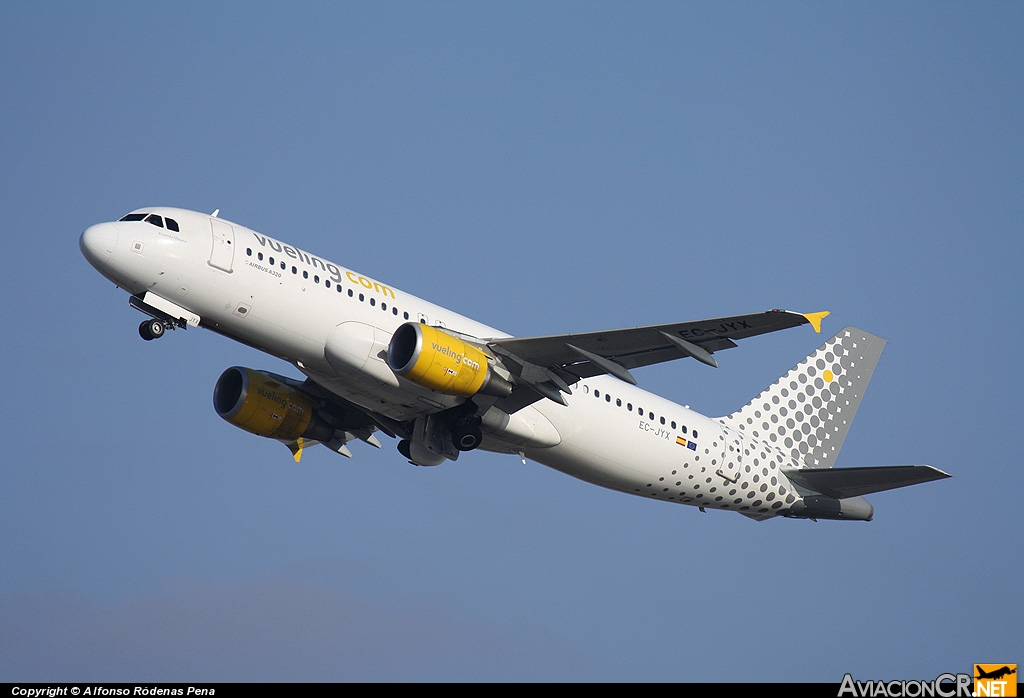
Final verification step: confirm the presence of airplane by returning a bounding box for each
[976,666,1017,681]
[79,207,949,522]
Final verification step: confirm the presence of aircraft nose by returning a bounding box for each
[80,222,118,267]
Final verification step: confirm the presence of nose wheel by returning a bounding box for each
[139,319,167,341]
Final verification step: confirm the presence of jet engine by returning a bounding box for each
[213,367,334,443]
[387,323,512,398]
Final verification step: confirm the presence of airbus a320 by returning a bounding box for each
[80,208,949,521]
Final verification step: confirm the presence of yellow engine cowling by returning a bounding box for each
[387,323,512,398]
[213,367,333,442]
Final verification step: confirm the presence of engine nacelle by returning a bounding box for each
[387,323,513,398]
[213,367,334,443]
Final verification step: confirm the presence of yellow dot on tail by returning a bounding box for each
[823,370,834,383]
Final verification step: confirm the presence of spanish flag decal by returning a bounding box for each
[676,436,697,451]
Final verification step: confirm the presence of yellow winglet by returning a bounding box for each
[802,311,830,333]
[287,437,305,462]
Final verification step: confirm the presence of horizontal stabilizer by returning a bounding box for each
[784,465,950,499]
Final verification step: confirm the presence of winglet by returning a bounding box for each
[802,311,830,333]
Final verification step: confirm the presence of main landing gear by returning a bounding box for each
[397,410,484,467]
[139,318,168,341]
[452,422,483,452]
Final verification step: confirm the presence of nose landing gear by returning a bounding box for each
[129,293,199,342]
[139,319,168,341]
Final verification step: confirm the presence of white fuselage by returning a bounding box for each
[81,207,808,519]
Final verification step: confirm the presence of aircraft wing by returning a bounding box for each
[489,309,828,412]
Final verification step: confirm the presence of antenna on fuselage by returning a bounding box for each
[211,209,220,218]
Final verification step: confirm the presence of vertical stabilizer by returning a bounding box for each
[719,327,886,469]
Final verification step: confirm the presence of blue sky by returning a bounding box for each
[1,1,1020,681]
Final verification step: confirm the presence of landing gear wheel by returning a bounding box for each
[452,425,483,452]
[139,319,166,341]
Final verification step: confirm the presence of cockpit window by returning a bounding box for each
[118,212,181,233]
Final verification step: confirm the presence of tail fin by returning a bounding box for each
[719,327,886,468]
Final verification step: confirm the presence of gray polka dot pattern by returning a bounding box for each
[718,327,887,469]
